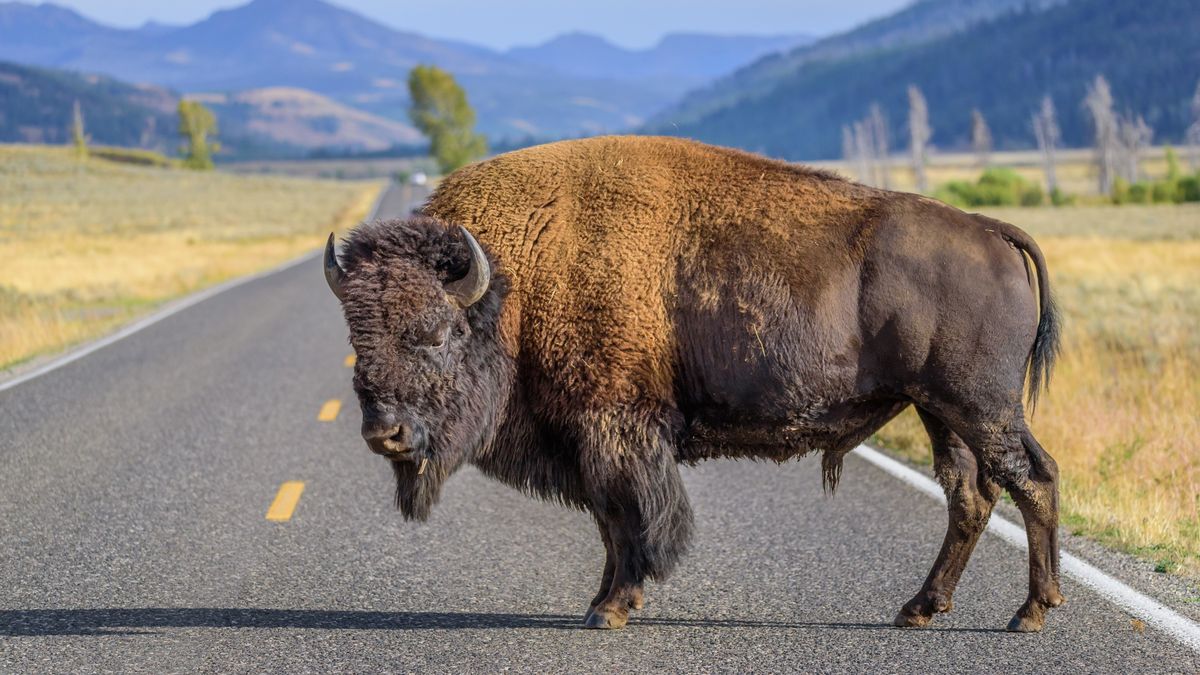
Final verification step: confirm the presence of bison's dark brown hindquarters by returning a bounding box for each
[894,409,1000,628]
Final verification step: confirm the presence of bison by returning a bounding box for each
[323,136,1063,632]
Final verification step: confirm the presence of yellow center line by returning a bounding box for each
[318,399,341,421]
[266,481,305,522]
[344,354,356,367]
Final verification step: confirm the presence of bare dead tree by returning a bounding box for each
[1083,75,1119,193]
[1031,95,1060,194]
[868,103,890,188]
[842,124,857,178]
[970,108,992,168]
[71,99,87,159]
[853,120,876,186]
[1116,113,1153,183]
[908,85,932,193]
[1187,79,1200,171]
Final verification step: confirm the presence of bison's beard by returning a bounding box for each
[391,453,458,521]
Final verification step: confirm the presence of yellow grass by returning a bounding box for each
[873,203,1200,576]
[0,144,382,370]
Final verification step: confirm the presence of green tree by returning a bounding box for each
[178,100,220,170]
[407,65,486,174]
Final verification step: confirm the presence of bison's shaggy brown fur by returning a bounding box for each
[329,135,1064,632]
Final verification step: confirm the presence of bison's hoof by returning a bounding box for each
[893,610,933,628]
[893,593,952,628]
[1006,592,1063,633]
[584,607,629,630]
[1006,613,1044,633]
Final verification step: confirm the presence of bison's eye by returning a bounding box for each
[419,321,451,348]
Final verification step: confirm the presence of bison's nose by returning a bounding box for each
[361,412,426,458]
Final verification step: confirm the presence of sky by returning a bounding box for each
[42,0,913,50]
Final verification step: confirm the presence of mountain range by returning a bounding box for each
[649,0,1069,130]
[0,60,424,157]
[648,0,1200,159]
[0,0,807,144]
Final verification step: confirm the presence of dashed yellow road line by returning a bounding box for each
[344,354,356,367]
[317,399,342,421]
[266,481,305,522]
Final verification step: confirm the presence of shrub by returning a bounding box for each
[1111,169,1200,204]
[1050,187,1075,206]
[1152,180,1176,203]
[1127,182,1153,204]
[90,146,176,168]
[1177,175,1200,202]
[934,167,1045,207]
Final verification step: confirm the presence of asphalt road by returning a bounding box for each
[1,184,1197,673]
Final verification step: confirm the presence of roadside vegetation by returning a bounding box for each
[872,201,1200,577]
[0,144,381,370]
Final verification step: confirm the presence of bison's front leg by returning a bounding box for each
[585,518,617,621]
[895,411,1000,628]
[585,523,647,629]
[578,417,693,630]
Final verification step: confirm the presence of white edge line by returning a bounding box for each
[852,444,1200,653]
[0,182,395,394]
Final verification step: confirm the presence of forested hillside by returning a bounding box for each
[0,61,176,148]
[650,0,1200,159]
[649,0,1067,129]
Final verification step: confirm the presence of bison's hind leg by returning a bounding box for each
[994,426,1065,632]
[894,409,1000,628]
[921,405,1065,633]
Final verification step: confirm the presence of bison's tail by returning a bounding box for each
[997,222,1061,413]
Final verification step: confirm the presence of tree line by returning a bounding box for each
[842,75,1200,204]
[67,63,488,174]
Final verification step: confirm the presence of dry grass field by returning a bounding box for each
[873,202,1200,577]
[0,144,382,370]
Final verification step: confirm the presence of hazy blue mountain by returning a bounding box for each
[0,60,423,158]
[506,31,811,89]
[0,0,795,142]
[0,2,131,64]
[649,0,1200,160]
[649,0,1069,129]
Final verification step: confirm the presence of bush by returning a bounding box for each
[934,167,1045,207]
[1050,187,1075,206]
[1151,181,1176,203]
[90,146,176,168]
[1127,182,1153,204]
[1020,183,1045,206]
[1177,175,1200,202]
[1111,170,1200,204]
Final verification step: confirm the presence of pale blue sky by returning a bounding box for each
[43,0,912,49]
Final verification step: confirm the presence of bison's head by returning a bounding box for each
[324,216,509,520]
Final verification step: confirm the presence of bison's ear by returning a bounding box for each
[324,233,347,300]
[444,226,490,308]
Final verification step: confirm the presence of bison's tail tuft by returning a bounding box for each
[998,222,1061,414]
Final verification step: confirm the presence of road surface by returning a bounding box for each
[1,184,1196,672]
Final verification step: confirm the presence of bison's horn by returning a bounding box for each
[324,233,347,301]
[444,226,490,308]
